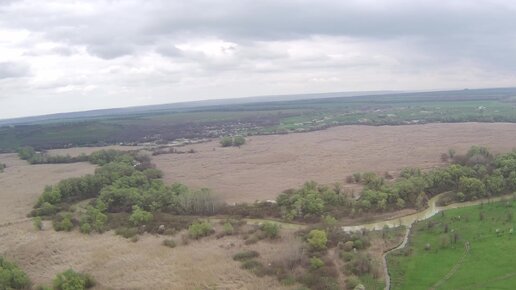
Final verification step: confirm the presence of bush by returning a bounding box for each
[33,217,43,230]
[129,205,153,226]
[0,256,31,289]
[240,259,263,271]
[188,221,213,239]
[307,229,327,251]
[33,202,58,216]
[261,222,280,239]
[309,257,324,270]
[115,227,138,239]
[220,136,233,147]
[223,222,234,235]
[53,215,74,232]
[162,239,177,248]
[346,275,361,289]
[342,241,354,251]
[233,250,260,261]
[233,136,246,146]
[53,269,95,290]
[80,223,92,234]
[340,251,354,262]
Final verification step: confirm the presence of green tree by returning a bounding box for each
[52,269,94,290]
[188,221,213,239]
[307,229,327,250]
[485,173,505,196]
[458,177,486,200]
[220,136,233,147]
[129,205,153,226]
[309,257,324,270]
[0,256,31,289]
[261,222,280,239]
[33,217,42,230]
[233,136,246,146]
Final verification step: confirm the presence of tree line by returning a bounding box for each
[277,146,516,221]
[32,149,221,234]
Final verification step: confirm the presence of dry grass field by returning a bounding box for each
[2,123,516,289]
[0,152,288,289]
[154,123,516,203]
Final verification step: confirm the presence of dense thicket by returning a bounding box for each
[17,146,89,164]
[32,150,220,233]
[278,146,516,221]
[0,256,31,289]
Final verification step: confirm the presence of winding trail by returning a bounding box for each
[341,193,514,290]
[430,241,470,290]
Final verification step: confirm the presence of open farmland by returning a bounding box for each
[154,122,516,203]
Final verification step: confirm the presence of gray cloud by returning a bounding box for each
[0,62,29,79]
[0,0,516,118]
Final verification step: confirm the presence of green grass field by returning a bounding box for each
[387,199,516,290]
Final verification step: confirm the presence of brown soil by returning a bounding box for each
[154,123,516,203]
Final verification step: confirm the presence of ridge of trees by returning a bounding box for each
[277,146,516,221]
[31,149,221,234]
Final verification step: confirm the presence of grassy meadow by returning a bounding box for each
[387,198,516,290]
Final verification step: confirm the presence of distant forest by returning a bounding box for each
[1,87,516,152]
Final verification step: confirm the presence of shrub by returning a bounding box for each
[309,257,324,270]
[261,222,280,239]
[53,215,74,232]
[53,269,95,290]
[129,205,153,226]
[307,229,327,250]
[34,202,58,216]
[115,227,138,239]
[162,239,177,248]
[322,215,337,228]
[241,259,263,270]
[349,254,373,275]
[346,275,361,289]
[33,217,43,230]
[188,221,213,239]
[233,251,260,261]
[223,222,234,235]
[340,251,354,262]
[0,256,31,289]
[233,136,246,146]
[80,223,92,234]
[342,241,354,252]
[220,136,233,147]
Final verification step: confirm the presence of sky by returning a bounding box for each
[1,0,516,119]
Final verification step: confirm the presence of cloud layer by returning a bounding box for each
[1,0,516,118]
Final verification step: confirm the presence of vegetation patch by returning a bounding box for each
[387,199,516,290]
[0,256,31,289]
[278,146,516,222]
[51,269,95,290]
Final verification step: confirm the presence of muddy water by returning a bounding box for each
[342,193,512,232]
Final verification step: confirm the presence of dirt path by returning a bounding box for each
[430,241,470,290]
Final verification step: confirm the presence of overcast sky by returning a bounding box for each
[1,0,516,119]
